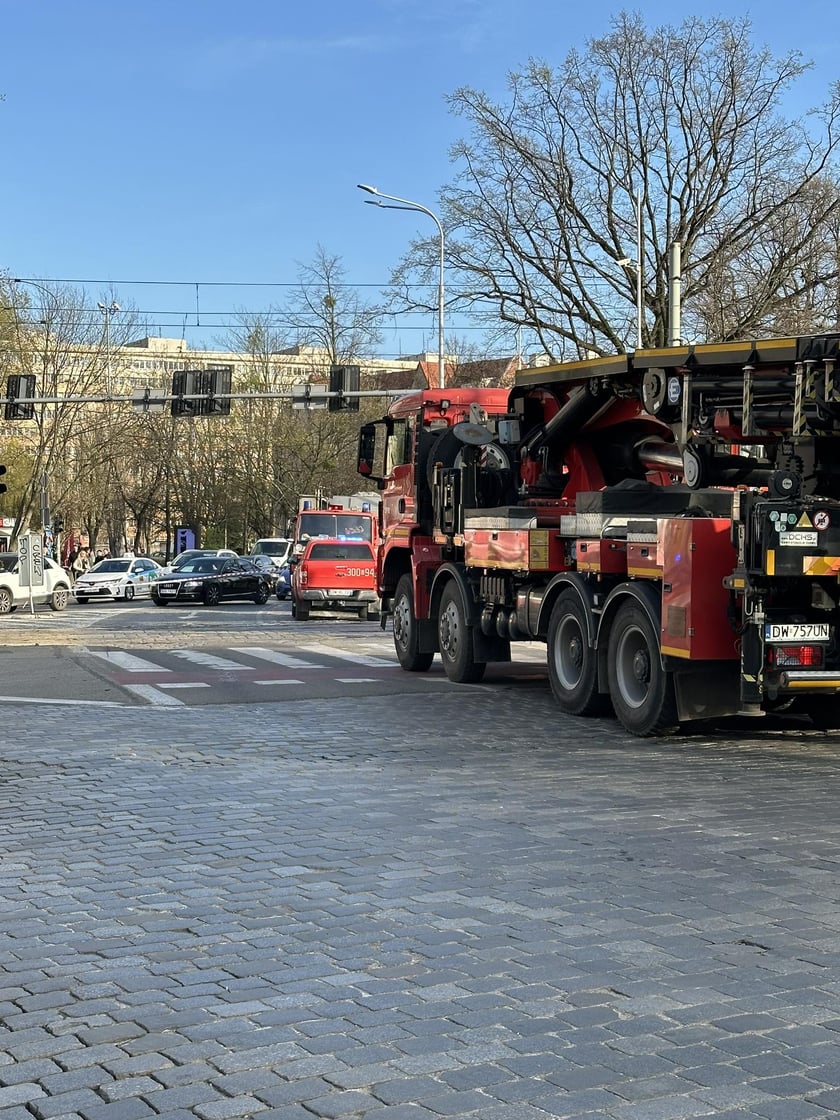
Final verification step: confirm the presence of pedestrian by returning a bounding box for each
[71,548,90,582]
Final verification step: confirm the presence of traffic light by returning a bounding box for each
[5,374,36,420]
[171,370,207,416]
[171,367,233,416]
[206,365,232,416]
[53,517,64,533]
[329,364,361,412]
[0,466,7,496]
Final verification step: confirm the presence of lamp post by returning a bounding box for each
[97,300,120,396]
[358,183,446,389]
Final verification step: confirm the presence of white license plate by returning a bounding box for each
[765,623,830,641]
[159,587,177,597]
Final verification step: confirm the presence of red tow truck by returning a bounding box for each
[358,335,840,735]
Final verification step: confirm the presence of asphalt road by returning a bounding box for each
[3,599,840,1119]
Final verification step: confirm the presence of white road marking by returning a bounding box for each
[123,684,185,706]
[336,677,378,683]
[87,650,172,673]
[0,696,124,707]
[230,647,318,668]
[169,650,251,670]
[157,682,211,689]
[296,643,395,668]
[254,679,304,686]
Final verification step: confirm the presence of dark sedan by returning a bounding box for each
[151,557,272,607]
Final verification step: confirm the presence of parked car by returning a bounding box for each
[0,552,72,613]
[274,563,292,601]
[152,557,273,607]
[290,539,379,620]
[73,557,164,603]
[163,548,239,574]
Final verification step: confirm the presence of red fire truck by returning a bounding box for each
[358,335,840,736]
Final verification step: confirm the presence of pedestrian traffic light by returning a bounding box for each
[0,466,7,495]
[5,374,36,420]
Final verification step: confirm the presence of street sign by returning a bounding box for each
[291,383,329,410]
[131,387,167,413]
[18,532,44,588]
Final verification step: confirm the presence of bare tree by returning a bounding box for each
[398,13,840,358]
[284,246,384,362]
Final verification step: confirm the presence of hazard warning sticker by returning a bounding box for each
[814,510,830,531]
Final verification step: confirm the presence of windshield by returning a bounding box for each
[297,513,373,543]
[308,543,374,561]
[178,559,224,574]
[253,540,290,557]
[90,560,130,574]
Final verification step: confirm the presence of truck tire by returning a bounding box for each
[393,574,433,672]
[547,590,606,716]
[438,581,485,684]
[295,599,311,621]
[607,601,678,736]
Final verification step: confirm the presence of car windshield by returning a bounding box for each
[90,560,130,574]
[253,541,290,557]
[179,559,223,574]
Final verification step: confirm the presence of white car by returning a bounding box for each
[0,552,72,613]
[73,557,164,603]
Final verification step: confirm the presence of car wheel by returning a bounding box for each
[203,583,222,606]
[76,597,89,604]
[153,598,168,607]
[50,587,70,612]
[124,584,135,602]
[253,584,270,605]
[0,588,15,614]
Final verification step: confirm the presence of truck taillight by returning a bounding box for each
[300,566,308,585]
[768,644,825,667]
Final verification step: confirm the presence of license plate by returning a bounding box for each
[159,587,177,597]
[765,623,830,641]
[328,589,345,597]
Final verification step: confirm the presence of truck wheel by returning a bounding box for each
[607,601,678,736]
[438,581,485,683]
[295,600,311,621]
[393,574,433,672]
[547,590,606,716]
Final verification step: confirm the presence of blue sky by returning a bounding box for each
[2,0,837,358]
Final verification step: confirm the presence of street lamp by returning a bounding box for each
[358,183,446,389]
[97,300,120,396]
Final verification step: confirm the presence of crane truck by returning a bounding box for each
[357,334,840,736]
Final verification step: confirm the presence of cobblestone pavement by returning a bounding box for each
[3,689,840,1119]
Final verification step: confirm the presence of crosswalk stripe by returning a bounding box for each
[169,650,252,670]
[295,642,395,668]
[88,650,172,673]
[124,683,184,706]
[230,647,318,668]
